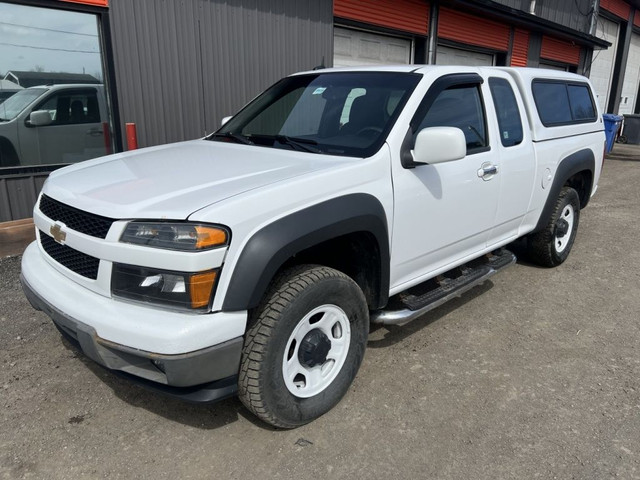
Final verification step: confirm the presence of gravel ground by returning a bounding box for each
[1,150,640,479]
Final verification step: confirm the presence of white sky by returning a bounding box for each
[0,3,103,80]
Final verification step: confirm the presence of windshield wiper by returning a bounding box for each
[209,132,254,145]
[271,135,322,154]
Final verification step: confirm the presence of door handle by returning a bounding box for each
[477,162,498,180]
[86,128,103,136]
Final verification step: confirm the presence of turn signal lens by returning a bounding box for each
[189,271,218,308]
[195,226,227,250]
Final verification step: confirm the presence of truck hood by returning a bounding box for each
[43,140,348,219]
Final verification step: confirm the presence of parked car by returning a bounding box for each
[21,66,605,428]
[0,84,108,167]
[0,90,18,104]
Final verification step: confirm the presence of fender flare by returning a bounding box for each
[533,148,595,233]
[221,193,390,312]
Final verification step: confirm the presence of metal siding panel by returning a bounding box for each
[492,0,593,34]
[0,173,49,221]
[0,178,11,222]
[540,35,581,65]
[109,0,332,148]
[511,28,530,66]
[491,0,525,9]
[438,8,510,51]
[334,0,429,35]
[199,0,333,133]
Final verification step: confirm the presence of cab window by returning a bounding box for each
[414,84,488,153]
[35,89,101,126]
[489,78,523,147]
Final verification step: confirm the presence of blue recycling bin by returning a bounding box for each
[603,113,623,153]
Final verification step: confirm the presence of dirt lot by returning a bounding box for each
[2,148,640,480]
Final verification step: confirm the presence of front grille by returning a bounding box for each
[40,231,100,280]
[39,195,114,239]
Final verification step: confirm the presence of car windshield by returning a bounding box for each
[0,88,46,121]
[210,72,421,157]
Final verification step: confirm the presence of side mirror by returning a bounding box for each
[221,116,232,126]
[411,127,466,165]
[29,110,52,127]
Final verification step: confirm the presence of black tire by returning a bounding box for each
[238,265,369,429]
[527,186,581,267]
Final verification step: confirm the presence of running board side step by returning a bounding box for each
[371,249,516,326]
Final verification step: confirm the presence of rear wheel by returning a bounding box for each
[527,186,581,267]
[238,265,369,428]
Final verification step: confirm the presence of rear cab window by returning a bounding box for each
[488,77,523,147]
[532,80,597,127]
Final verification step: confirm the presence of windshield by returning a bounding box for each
[0,88,46,121]
[211,72,421,157]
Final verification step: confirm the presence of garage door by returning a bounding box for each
[619,33,640,115]
[589,17,619,112]
[435,45,494,66]
[333,27,412,67]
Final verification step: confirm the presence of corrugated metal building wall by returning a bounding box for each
[0,173,48,222]
[109,0,333,148]
[491,0,595,34]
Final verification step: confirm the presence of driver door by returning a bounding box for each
[390,75,501,290]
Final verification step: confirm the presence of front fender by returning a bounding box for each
[221,193,390,311]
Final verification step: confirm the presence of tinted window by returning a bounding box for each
[532,80,596,126]
[532,82,572,125]
[35,89,101,125]
[568,84,596,121]
[415,85,487,152]
[489,78,523,147]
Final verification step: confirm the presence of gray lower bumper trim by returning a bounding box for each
[21,274,243,390]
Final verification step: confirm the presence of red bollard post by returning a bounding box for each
[126,122,138,150]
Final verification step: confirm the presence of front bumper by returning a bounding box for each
[21,272,243,403]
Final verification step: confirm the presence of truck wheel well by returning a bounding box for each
[0,137,19,167]
[281,231,384,310]
[565,170,592,209]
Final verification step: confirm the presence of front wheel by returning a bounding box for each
[527,186,581,267]
[238,265,369,428]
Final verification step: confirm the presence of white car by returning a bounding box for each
[21,66,605,428]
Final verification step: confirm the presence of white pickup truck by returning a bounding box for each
[21,66,605,428]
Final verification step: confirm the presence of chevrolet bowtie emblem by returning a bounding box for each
[50,224,66,244]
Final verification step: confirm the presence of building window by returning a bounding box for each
[0,2,113,169]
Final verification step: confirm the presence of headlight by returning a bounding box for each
[112,264,218,311]
[120,222,229,251]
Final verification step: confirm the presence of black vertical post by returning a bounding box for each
[607,8,635,114]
